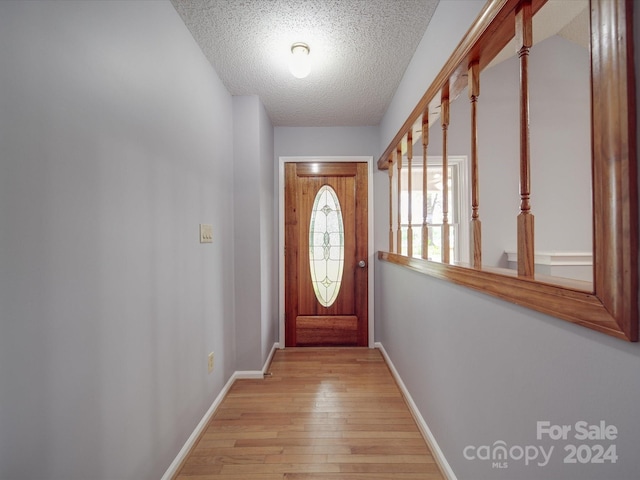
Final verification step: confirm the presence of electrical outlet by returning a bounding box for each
[208,352,214,373]
[200,224,213,243]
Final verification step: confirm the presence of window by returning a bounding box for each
[399,156,469,263]
[309,185,345,307]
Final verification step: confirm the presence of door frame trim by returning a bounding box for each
[278,156,374,348]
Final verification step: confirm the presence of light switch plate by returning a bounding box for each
[200,224,213,243]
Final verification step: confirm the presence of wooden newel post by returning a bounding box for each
[396,145,403,254]
[469,61,482,268]
[422,112,429,260]
[516,0,534,277]
[407,130,414,257]
[388,153,394,252]
[441,87,450,264]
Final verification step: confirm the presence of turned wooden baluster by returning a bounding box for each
[421,112,429,260]
[469,61,482,268]
[441,87,450,264]
[388,153,394,252]
[516,0,534,277]
[396,145,403,254]
[407,130,413,257]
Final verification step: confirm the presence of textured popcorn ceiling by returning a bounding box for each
[171,0,439,126]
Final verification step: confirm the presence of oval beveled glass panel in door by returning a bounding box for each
[309,185,345,307]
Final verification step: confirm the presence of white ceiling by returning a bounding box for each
[171,0,439,126]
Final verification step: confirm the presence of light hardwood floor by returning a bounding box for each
[173,348,445,479]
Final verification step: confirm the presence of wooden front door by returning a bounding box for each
[285,162,368,347]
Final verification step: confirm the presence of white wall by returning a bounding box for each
[375,1,640,479]
[275,126,380,159]
[376,262,640,480]
[0,1,236,479]
[259,100,278,363]
[233,95,277,370]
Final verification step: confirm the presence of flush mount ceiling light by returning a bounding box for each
[289,42,311,79]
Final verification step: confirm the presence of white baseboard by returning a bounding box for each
[159,373,235,480]
[375,342,457,480]
[263,341,279,374]
[235,342,280,379]
[161,342,280,480]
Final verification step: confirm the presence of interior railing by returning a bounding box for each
[377,0,638,341]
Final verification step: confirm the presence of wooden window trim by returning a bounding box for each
[377,0,638,341]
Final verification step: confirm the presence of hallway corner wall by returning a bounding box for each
[233,95,277,369]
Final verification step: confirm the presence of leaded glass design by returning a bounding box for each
[309,185,344,307]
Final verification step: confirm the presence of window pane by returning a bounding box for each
[401,163,459,262]
[309,185,344,307]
